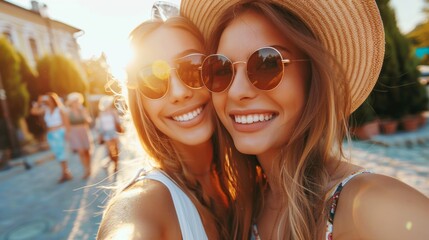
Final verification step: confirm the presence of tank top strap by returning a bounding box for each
[134,169,208,240]
[325,169,373,240]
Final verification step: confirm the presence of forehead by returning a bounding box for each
[135,25,204,64]
[218,10,299,57]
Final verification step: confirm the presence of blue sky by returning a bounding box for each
[6,0,427,79]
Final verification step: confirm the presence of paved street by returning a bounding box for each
[0,122,428,240]
[0,137,143,240]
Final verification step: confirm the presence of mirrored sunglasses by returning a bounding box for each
[201,47,310,93]
[135,53,206,99]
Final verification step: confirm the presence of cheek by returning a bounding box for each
[141,100,161,124]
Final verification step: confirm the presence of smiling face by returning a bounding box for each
[136,25,214,147]
[212,10,310,159]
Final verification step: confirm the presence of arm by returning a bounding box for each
[60,108,70,139]
[30,101,45,116]
[97,180,181,240]
[333,173,429,240]
[82,107,92,124]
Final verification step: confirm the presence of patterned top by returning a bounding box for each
[325,170,372,240]
[250,170,372,240]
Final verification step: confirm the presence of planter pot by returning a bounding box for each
[351,120,380,140]
[419,114,427,127]
[401,115,421,132]
[379,119,398,135]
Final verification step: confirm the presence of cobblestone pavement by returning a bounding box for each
[0,123,428,240]
[348,121,429,196]
[0,139,142,240]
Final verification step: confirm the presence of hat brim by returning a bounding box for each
[181,0,385,113]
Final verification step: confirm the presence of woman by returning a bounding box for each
[182,0,429,239]
[96,96,121,172]
[66,92,93,179]
[31,93,72,183]
[97,15,258,240]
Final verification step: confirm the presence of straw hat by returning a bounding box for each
[180,0,385,113]
[67,92,84,104]
[98,96,114,111]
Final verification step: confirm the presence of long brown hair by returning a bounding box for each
[127,16,262,239]
[207,1,351,239]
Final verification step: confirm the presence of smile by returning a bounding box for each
[233,113,274,124]
[172,107,203,122]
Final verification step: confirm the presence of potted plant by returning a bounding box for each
[349,98,379,140]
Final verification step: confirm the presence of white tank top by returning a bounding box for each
[98,112,116,131]
[135,170,208,240]
[44,107,63,128]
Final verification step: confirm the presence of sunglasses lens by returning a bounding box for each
[176,54,205,88]
[137,60,170,99]
[202,55,233,92]
[248,47,283,90]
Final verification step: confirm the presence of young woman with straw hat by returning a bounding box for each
[182,0,429,239]
[97,6,260,239]
[66,92,93,179]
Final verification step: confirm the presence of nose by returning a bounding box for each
[227,63,257,101]
[168,70,193,103]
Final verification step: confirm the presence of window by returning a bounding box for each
[29,38,39,60]
[2,31,13,44]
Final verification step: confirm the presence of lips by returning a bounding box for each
[172,106,203,122]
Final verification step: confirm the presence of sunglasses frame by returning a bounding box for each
[135,53,206,99]
[200,46,310,93]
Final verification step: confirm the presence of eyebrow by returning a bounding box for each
[174,49,204,59]
[270,45,292,55]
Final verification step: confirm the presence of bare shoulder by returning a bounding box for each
[334,173,429,240]
[97,179,180,240]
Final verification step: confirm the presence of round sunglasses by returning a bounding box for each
[200,47,310,93]
[135,53,206,99]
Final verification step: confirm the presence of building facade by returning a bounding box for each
[0,0,82,67]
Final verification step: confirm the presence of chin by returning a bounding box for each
[233,140,267,155]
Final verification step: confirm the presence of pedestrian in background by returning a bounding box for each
[66,92,93,180]
[95,96,120,172]
[30,92,72,183]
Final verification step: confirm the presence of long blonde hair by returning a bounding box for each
[208,1,351,239]
[127,16,262,239]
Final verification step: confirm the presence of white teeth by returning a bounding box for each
[233,113,273,124]
[172,107,203,122]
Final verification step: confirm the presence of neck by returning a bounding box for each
[173,139,229,210]
[173,140,214,176]
[257,148,284,195]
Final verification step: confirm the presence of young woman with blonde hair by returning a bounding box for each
[97,9,260,239]
[182,0,429,239]
[66,92,93,179]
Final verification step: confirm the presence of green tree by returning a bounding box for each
[407,0,429,47]
[84,53,120,95]
[0,37,30,124]
[17,52,38,101]
[36,54,88,97]
[350,0,428,136]
[369,0,425,119]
